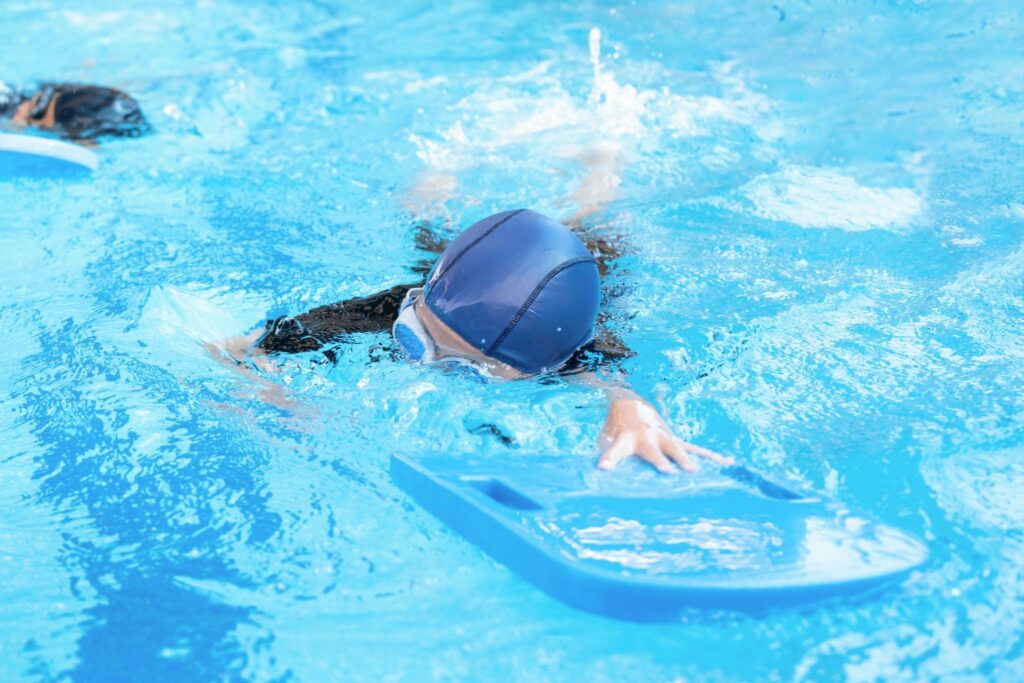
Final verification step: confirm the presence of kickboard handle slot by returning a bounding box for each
[462,477,544,510]
[720,465,807,500]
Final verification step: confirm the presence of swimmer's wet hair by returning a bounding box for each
[39,84,151,140]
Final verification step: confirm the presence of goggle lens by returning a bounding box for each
[394,323,427,361]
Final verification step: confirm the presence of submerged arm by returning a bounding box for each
[562,141,623,229]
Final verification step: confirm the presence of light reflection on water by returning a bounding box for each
[3,0,1024,681]
[570,516,780,573]
[548,494,923,580]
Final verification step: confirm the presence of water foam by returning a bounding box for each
[741,165,925,231]
[407,28,781,176]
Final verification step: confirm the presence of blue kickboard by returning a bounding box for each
[0,133,98,177]
[391,453,928,621]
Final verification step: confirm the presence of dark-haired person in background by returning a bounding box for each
[0,81,149,141]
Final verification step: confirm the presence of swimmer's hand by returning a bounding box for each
[208,328,278,372]
[205,329,315,419]
[598,398,733,474]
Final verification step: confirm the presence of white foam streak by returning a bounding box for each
[743,165,925,231]
[409,28,780,174]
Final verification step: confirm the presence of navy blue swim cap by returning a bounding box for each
[424,209,600,374]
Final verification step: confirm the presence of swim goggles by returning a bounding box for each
[27,85,57,122]
[392,288,492,380]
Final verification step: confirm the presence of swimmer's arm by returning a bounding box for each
[562,141,623,228]
[571,371,733,474]
[211,328,276,368]
[203,334,316,414]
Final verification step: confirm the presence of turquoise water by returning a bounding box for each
[3,1,1023,680]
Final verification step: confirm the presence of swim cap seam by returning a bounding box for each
[485,256,598,366]
[425,209,525,305]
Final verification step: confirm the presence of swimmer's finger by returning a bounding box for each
[598,423,616,451]
[677,439,734,465]
[598,434,634,471]
[640,443,675,475]
[251,354,278,373]
[661,436,698,473]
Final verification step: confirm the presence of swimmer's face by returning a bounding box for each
[414,297,527,380]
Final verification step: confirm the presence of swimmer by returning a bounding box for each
[216,207,732,475]
[0,81,149,141]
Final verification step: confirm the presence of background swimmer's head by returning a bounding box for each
[45,85,150,140]
[423,209,601,375]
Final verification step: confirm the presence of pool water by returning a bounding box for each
[3,1,1023,680]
